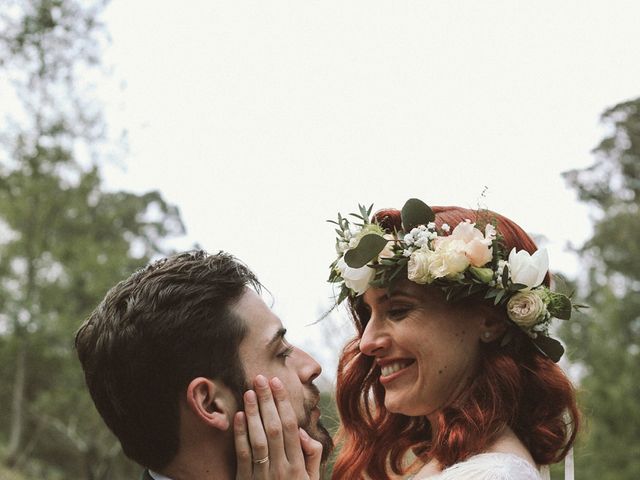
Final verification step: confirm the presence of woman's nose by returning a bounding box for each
[359,318,390,357]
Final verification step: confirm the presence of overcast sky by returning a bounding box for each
[97,1,640,382]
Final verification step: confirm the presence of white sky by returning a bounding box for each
[97,1,640,383]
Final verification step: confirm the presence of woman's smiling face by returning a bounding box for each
[358,281,490,417]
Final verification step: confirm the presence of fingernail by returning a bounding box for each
[299,427,309,440]
[245,390,257,403]
[255,375,268,388]
[271,377,283,389]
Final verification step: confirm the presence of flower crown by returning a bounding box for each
[328,198,581,362]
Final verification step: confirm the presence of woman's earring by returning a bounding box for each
[482,332,492,341]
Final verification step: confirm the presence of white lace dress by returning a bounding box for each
[407,452,548,480]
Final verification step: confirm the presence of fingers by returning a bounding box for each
[299,428,323,480]
[243,389,270,475]
[270,377,304,465]
[233,412,253,479]
[254,375,286,465]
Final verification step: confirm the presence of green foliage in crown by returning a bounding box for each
[328,199,585,362]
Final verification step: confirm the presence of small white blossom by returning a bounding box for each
[428,231,438,240]
[415,237,428,248]
[410,227,421,237]
[404,233,415,245]
[427,222,436,230]
[441,223,450,233]
[403,248,412,257]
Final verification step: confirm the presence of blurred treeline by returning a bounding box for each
[0,1,637,479]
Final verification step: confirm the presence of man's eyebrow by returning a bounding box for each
[266,327,287,349]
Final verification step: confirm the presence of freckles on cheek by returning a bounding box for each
[453,329,468,344]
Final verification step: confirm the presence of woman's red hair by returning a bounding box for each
[331,206,579,480]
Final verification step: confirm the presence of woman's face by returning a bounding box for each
[359,281,489,417]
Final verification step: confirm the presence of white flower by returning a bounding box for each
[409,239,470,283]
[485,224,497,241]
[403,248,412,257]
[336,257,375,295]
[507,291,547,329]
[407,249,433,283]
[441,223,450,233]
[415,236,428,248]
[427,222,436,230]
[404,233,415,245]
[336,241,349,254]
[507,248,549,289]
[378,234,396,259]
[427,239,470,279]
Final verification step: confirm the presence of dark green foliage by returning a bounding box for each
[0,1,185,478]
[401,197,435,231]
[562,97,640,479]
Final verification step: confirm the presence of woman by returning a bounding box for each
[328,199,580,480]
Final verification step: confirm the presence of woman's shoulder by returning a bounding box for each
[408,453,542,480]
[435,452,542,480]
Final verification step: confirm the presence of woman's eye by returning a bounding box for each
[388,307,411,319]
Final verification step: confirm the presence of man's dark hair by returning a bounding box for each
[75,250,260,471]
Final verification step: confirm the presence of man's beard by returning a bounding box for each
[300,383,334,464]
[235,378,334,464]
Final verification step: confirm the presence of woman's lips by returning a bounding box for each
[379,359,416,384]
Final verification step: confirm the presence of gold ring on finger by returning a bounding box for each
[253,456,269,465]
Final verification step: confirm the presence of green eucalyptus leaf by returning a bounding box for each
[501,265,510,289]
[532,335,565,362]
[337,287,350,305]
[401,198,435,231]
[547,292,572,320]
[494,289,506,305]
[344,234,388,268]
[484,289,499,299]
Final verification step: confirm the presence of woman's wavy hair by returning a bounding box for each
[331,206,579,480]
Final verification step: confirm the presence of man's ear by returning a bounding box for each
[477,305,508,343]
[185,377,236,432]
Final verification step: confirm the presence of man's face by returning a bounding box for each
[234,289,332,458]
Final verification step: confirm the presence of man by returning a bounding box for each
[75,250,332,479]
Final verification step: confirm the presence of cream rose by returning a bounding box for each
[417,238,470,280]
[336,257,375,295]
[407,249,432,284]
[507,291,547,329]
[378,234,397,260]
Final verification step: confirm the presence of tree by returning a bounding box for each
[562,97,640,480]
[0,1,185,477]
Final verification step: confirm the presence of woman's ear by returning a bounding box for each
[477,305,508,343]
[185,377,236,431]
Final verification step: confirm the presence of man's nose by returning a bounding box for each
[294,347,322,384]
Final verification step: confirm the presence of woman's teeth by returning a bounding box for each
[381,361,412,377]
